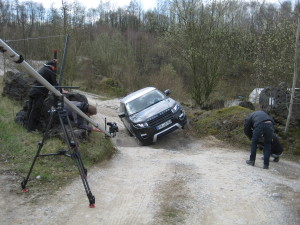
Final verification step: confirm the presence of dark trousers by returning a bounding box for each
[270,135,283,156]
[258,134,284,156]
[26,95,44,131]
[250,122,274,166]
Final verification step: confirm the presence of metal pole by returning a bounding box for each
[0,39,110,136]
[53,49,58,73]
[59,34,69,86]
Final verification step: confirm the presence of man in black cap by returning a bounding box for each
[244,110,275,169]
[26,59,60,131]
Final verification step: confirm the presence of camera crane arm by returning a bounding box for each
[0,38,110,136]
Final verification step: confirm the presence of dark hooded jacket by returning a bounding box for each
[29,66,59,97]
[244,110,275,139]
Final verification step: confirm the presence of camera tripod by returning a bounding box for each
[21,95,96,208]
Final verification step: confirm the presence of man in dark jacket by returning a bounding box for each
[26,60,60,131]
[244,110,275,169]
[64,101,101,132]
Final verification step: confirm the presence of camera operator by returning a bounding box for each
[64,101,101,133]
[26,59,62,132]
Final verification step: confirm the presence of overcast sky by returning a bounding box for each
[20,0,157,11]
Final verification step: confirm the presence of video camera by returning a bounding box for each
[106,122,119,137]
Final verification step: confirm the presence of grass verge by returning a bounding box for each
[0,79,116,196]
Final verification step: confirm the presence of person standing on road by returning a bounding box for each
[244,110,275,169]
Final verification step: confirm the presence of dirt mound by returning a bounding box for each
[2,70,34,101]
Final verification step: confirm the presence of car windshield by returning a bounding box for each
[126,89,166,115]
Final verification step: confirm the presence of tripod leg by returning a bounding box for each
[71,146,95,208]
[21,109,55,192]
[58,109,95,207]
[65,117,87,176]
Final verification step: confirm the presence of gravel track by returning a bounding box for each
[0,92,299,225]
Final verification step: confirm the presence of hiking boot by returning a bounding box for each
[262,155,280,162]
[246,160,255,166]
[273,157,280,162]
[271,154,280,162]
[263,165,269,169]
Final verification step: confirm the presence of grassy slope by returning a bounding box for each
[188,105,300,159]
[189,106,252,147]
[0,77,116,195]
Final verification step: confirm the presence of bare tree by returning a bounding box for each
[163,0,231,105]
[285,5,300,135]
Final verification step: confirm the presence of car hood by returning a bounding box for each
[129,98,176,123]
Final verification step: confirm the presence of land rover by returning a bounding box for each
[118,87,187,145]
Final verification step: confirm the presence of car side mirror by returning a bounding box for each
[164,89,171,96]
[118,112,126,118]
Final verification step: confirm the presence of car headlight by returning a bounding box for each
[171,104,180,113]
[134,122,148,128]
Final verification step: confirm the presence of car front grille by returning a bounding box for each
[147,108,173,127]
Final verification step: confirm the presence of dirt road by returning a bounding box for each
[1,93,300,225]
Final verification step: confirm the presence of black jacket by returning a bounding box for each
[29,66,59,97]
[244,110,274,139]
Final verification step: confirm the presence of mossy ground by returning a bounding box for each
[189,106,251,147]
[188,105,300,160]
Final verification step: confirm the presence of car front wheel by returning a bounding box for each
[126,127,134,137]
[134,135,152,146]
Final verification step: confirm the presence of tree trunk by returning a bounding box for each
[284,12,300,135]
